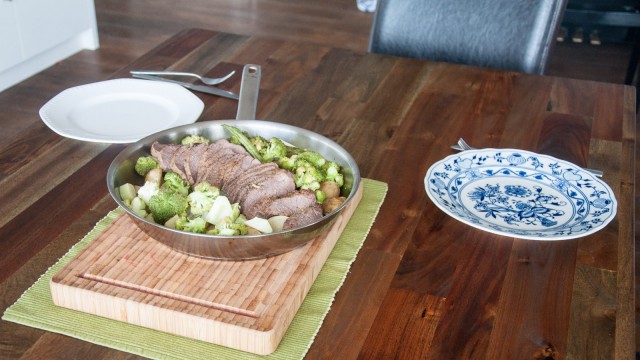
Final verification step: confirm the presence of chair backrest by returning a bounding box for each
[368,0,567,74]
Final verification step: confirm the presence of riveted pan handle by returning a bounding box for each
[235,64,261,120]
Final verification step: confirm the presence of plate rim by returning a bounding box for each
[39,78,205,143]
[424,148,617,241]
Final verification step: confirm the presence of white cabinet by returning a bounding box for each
[0,0,99,92]
[0,3,22,71]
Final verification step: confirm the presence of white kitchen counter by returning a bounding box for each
[0,0,99,92]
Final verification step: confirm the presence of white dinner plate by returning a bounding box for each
[39,79,204,143]
[424,148,617,240]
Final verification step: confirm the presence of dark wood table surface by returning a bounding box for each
[1,28,636,359]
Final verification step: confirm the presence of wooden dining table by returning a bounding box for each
[0,28,635,359]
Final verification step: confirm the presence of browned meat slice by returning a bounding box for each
[199,152,236,187]
[241,169,296,214]
[195,144,223,184]
[282,203,323,230]
[169,146,190,180]
[218,153,258,186]
[195,140,254,185]
[213,138,249,155]
[151,141,202,182]
[150,141,178,170]
[184,143,208,184]
[222,162,280,202]
[247,190,317,219]
[151,139,254,186]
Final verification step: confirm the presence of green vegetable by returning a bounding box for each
[277,155,298,171]
[130,197,147,212]
[261,138,287,162]
[181,135,211,147]
[231,203,241,221]
[250,135,268,152]
[217,218,248,235]
[227,128,250,145]
[222,124,263,162]
[163,172,190,196]
[118,183,137,203]
[297,151,326,168]
[285,145,305,157]
[187,182,220,215]
[181,217,208,233]
[147,190,189,224]
[134,156,159,176]
[315,189,326,204]
[294,159,324,191]
[235,214,247,225]
[322,161,345,187]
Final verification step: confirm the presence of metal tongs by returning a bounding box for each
[451,138,604,177]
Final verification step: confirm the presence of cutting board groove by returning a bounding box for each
[50,183,362,355]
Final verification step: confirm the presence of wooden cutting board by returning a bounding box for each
[50,183,362,355]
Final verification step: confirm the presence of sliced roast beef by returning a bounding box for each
[170,146,190,180]
[222,163,281,202]
[282,203,323,230]
[241,169,296,213]
[197,152,259,188]
[149,138,325,230]
[184,143,208,184]
[198,151,236,187]
[222,164,295,214]
[247,190,317,219]
[150,141,176,170]
[213,139,249,155]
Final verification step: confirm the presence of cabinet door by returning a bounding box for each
[0,2,24,72]
[14,0,96,59]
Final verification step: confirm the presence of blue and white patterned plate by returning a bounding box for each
[424,149,617,240]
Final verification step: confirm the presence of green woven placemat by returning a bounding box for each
[3,178,387,359]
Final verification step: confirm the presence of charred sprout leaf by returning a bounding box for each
[222,124,263,162]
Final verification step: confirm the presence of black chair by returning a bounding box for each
[368,0,567,74]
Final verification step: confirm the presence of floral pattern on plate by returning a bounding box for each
[424,149,617,240]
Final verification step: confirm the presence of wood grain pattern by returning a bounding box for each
[0,27,635,359]
[51,184,362,355]
[566,264,616,358]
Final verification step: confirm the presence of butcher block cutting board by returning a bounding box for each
[50,183,363,355]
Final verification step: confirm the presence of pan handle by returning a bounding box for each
[236,64,261,120]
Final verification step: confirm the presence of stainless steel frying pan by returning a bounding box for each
[107,65,361,260]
